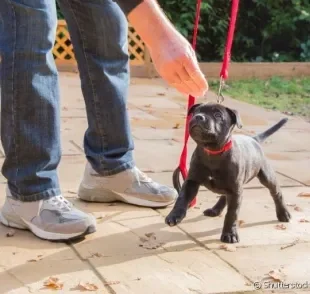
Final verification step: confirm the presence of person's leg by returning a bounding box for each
[0,0,95,240]
[57,0,177,207]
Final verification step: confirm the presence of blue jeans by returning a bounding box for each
[0,0,134,201]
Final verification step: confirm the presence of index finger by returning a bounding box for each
[183,56,208,94]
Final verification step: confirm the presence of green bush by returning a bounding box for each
[158,0,310,62]
[56,0,310,62]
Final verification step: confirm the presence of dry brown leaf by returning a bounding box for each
[27,259,38,263]
[294,206,303,212]
[144,104,152,108]
[43,277,63,290]
[37,255,43,258]
[6,230,15,237]
[299,218,309,223]
[173,123,180,129]
[238,220,245,227]
[139,233,164,250]
[145,232,155,238]
[150,126,156,129]
[77,282,98,291]
[219,244,237,252]
[157,92,165,96]
[281,239,299,250]
[275,224,286,230]
[267,269,286,282]
[297,192,310,198]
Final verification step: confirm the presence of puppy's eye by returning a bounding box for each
[214,112,223,120]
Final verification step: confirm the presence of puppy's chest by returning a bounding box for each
[201,171,230,194]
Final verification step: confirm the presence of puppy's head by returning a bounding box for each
[188,103,242,147]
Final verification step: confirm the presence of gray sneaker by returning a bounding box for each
[0,187,96,241]
[78,163,178,208]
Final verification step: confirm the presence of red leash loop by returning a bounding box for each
[174,0,239,208]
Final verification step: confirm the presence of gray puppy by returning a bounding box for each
[165,102,291,243]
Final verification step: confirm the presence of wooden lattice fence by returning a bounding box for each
[53,20,147,66]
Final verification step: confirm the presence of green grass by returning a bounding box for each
[209,76,310,119]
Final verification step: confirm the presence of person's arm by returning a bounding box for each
[115,0,208,97]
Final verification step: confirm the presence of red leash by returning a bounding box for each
[173,0,240,207]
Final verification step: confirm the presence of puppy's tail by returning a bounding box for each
[253,118,288,143]
[172,168,182,193]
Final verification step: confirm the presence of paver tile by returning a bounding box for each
[158,187,310,249]
[90,250,250,294]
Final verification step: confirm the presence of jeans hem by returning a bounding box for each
[8,187,62,202]
[97,160,135,176]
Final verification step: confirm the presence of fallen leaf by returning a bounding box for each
[157,92,165,96]
[238,220,245,227]
[299,218,309,223]
[173,123,180,129]
[6,230,15,237]
[77,282,98,291]
[139,233,164,250]
[150,126,156,129]
[27,259,38,263]
[37,255,43,258]
[145,232,155,238]
[275,224,286,230]
[294,206,303,212]
[144,104,152,108]
[104,281,120,286]
[297,192,310,198]
[267,269,286,282]
[219,244,237,252]
[43,277,63,290]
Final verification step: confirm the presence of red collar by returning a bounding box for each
[204,140,233,155]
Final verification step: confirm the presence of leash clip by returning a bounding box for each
[217,76,225,104]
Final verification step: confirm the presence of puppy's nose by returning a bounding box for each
[195,114,205,122]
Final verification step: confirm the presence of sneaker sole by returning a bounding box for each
[78,185,176,208]
[0,212,96,241]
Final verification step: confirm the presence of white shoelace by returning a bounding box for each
[133,167,152,186]
[46,195,72,212]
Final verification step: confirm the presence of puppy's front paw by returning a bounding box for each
[277,207,291,222]
[221,228,239,243]
[165,209,186,227]
[204,208,221,217]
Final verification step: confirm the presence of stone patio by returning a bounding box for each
[0,72,309,293]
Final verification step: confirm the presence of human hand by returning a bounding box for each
[148,30,208,97]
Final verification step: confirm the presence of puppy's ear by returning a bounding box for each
[188,104,201,116]
[226,107,243,129]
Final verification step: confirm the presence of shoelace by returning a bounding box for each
[46,195,72,212]
[133,167,152,186]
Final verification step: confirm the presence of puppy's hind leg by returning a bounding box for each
[257,161,291,222]
[204,195,226,217]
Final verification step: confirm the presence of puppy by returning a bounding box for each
[165,102,291,243]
